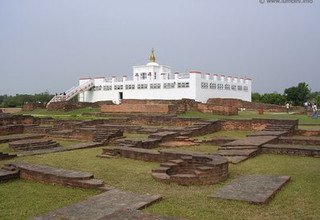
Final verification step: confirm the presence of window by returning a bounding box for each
[150,83,161,89]
[218,84,224,90]
[114,85,123,90]
[103,85,112,91]
[244,86,248,92]
[163,83,175,89]
[231,85,236,91]
[225,84,230,90]
[141,72,147,79]
[137,84,148,89]
[177,82,190,88]
[154,72,157,79]
[201,82,208,89]
[125,84,135,90]
[237,85,243,91]
[210,83,216,89]
[94,85,102,91]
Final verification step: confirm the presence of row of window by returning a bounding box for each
[93,82,190,91]
[93,82,248,92]
[201,82,248,92]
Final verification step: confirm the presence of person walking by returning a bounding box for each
[311,103,318,119]
[304,101,309,114]
[285,103,290,114]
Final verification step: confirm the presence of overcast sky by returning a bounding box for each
[0,0,319,95]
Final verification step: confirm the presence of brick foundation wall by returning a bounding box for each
[220,119,298,131]
[22,103,46,111]
[197,104,238,115]
[207,98,292,112]
[47,101,113,112]
[261,147,320,157]
[101,103,174,114]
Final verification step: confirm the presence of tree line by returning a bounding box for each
[0,92,54,107]
[252,82,320,106]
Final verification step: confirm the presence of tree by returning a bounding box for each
[284,82,310,106]
[260,93,286,105]
[251,92,261,102]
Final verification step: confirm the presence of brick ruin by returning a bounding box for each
[98,98,301,115]
[0,108,319,218]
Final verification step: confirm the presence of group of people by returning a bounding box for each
[304,102,318,119]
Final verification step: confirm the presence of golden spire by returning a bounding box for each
[149,48,156,62]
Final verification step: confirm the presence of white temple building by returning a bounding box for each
[48,49,252,105]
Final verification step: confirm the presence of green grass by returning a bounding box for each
[180,110,320,125]
[0,148,319,219]
[298,125,320,130]
[55,139,82,147]
[0,180,97,220]
[123,132,150,141]
[17,107,107,120]
[0,143,11,153]
[194,130,252,141]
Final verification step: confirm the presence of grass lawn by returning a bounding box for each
[0,179,97,220]
[17,107,106,120]
[0,148,319,219]
[54,139,82,147]
[123,132,150,141]
[180,110,320,125]
[298,125,320,130]
[194,130,252,141]
[0,143,11,153]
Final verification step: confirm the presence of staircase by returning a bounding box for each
[47,79,94,106]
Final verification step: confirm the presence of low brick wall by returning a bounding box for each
[261,146,320,157]
[0,125,24,135]
[22,103,46,111]
[152,154,228,185]
[197,104,238,116]
[101,103,175,114]
[0,114,38,126]
[47,101,112,112]
[294,129,320,137]
[220,119,298,131]
[7,162,104,189]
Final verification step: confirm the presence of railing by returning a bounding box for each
[46,79,94,106]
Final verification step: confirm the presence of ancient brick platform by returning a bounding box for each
[221,136,278,148]
[4,162,105,189]
[262,144,320,157]
[0,152,17,160]
[0,168,19,181]
[33,189,162,220]
[0,133,45,144]
[17,141,103,156]
[276,136,320,145]
[9,139,60,152]
[152,154,228,185]
[210,175,290,204]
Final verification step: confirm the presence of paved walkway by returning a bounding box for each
[210,175,290,204]
[33,189,162,220]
